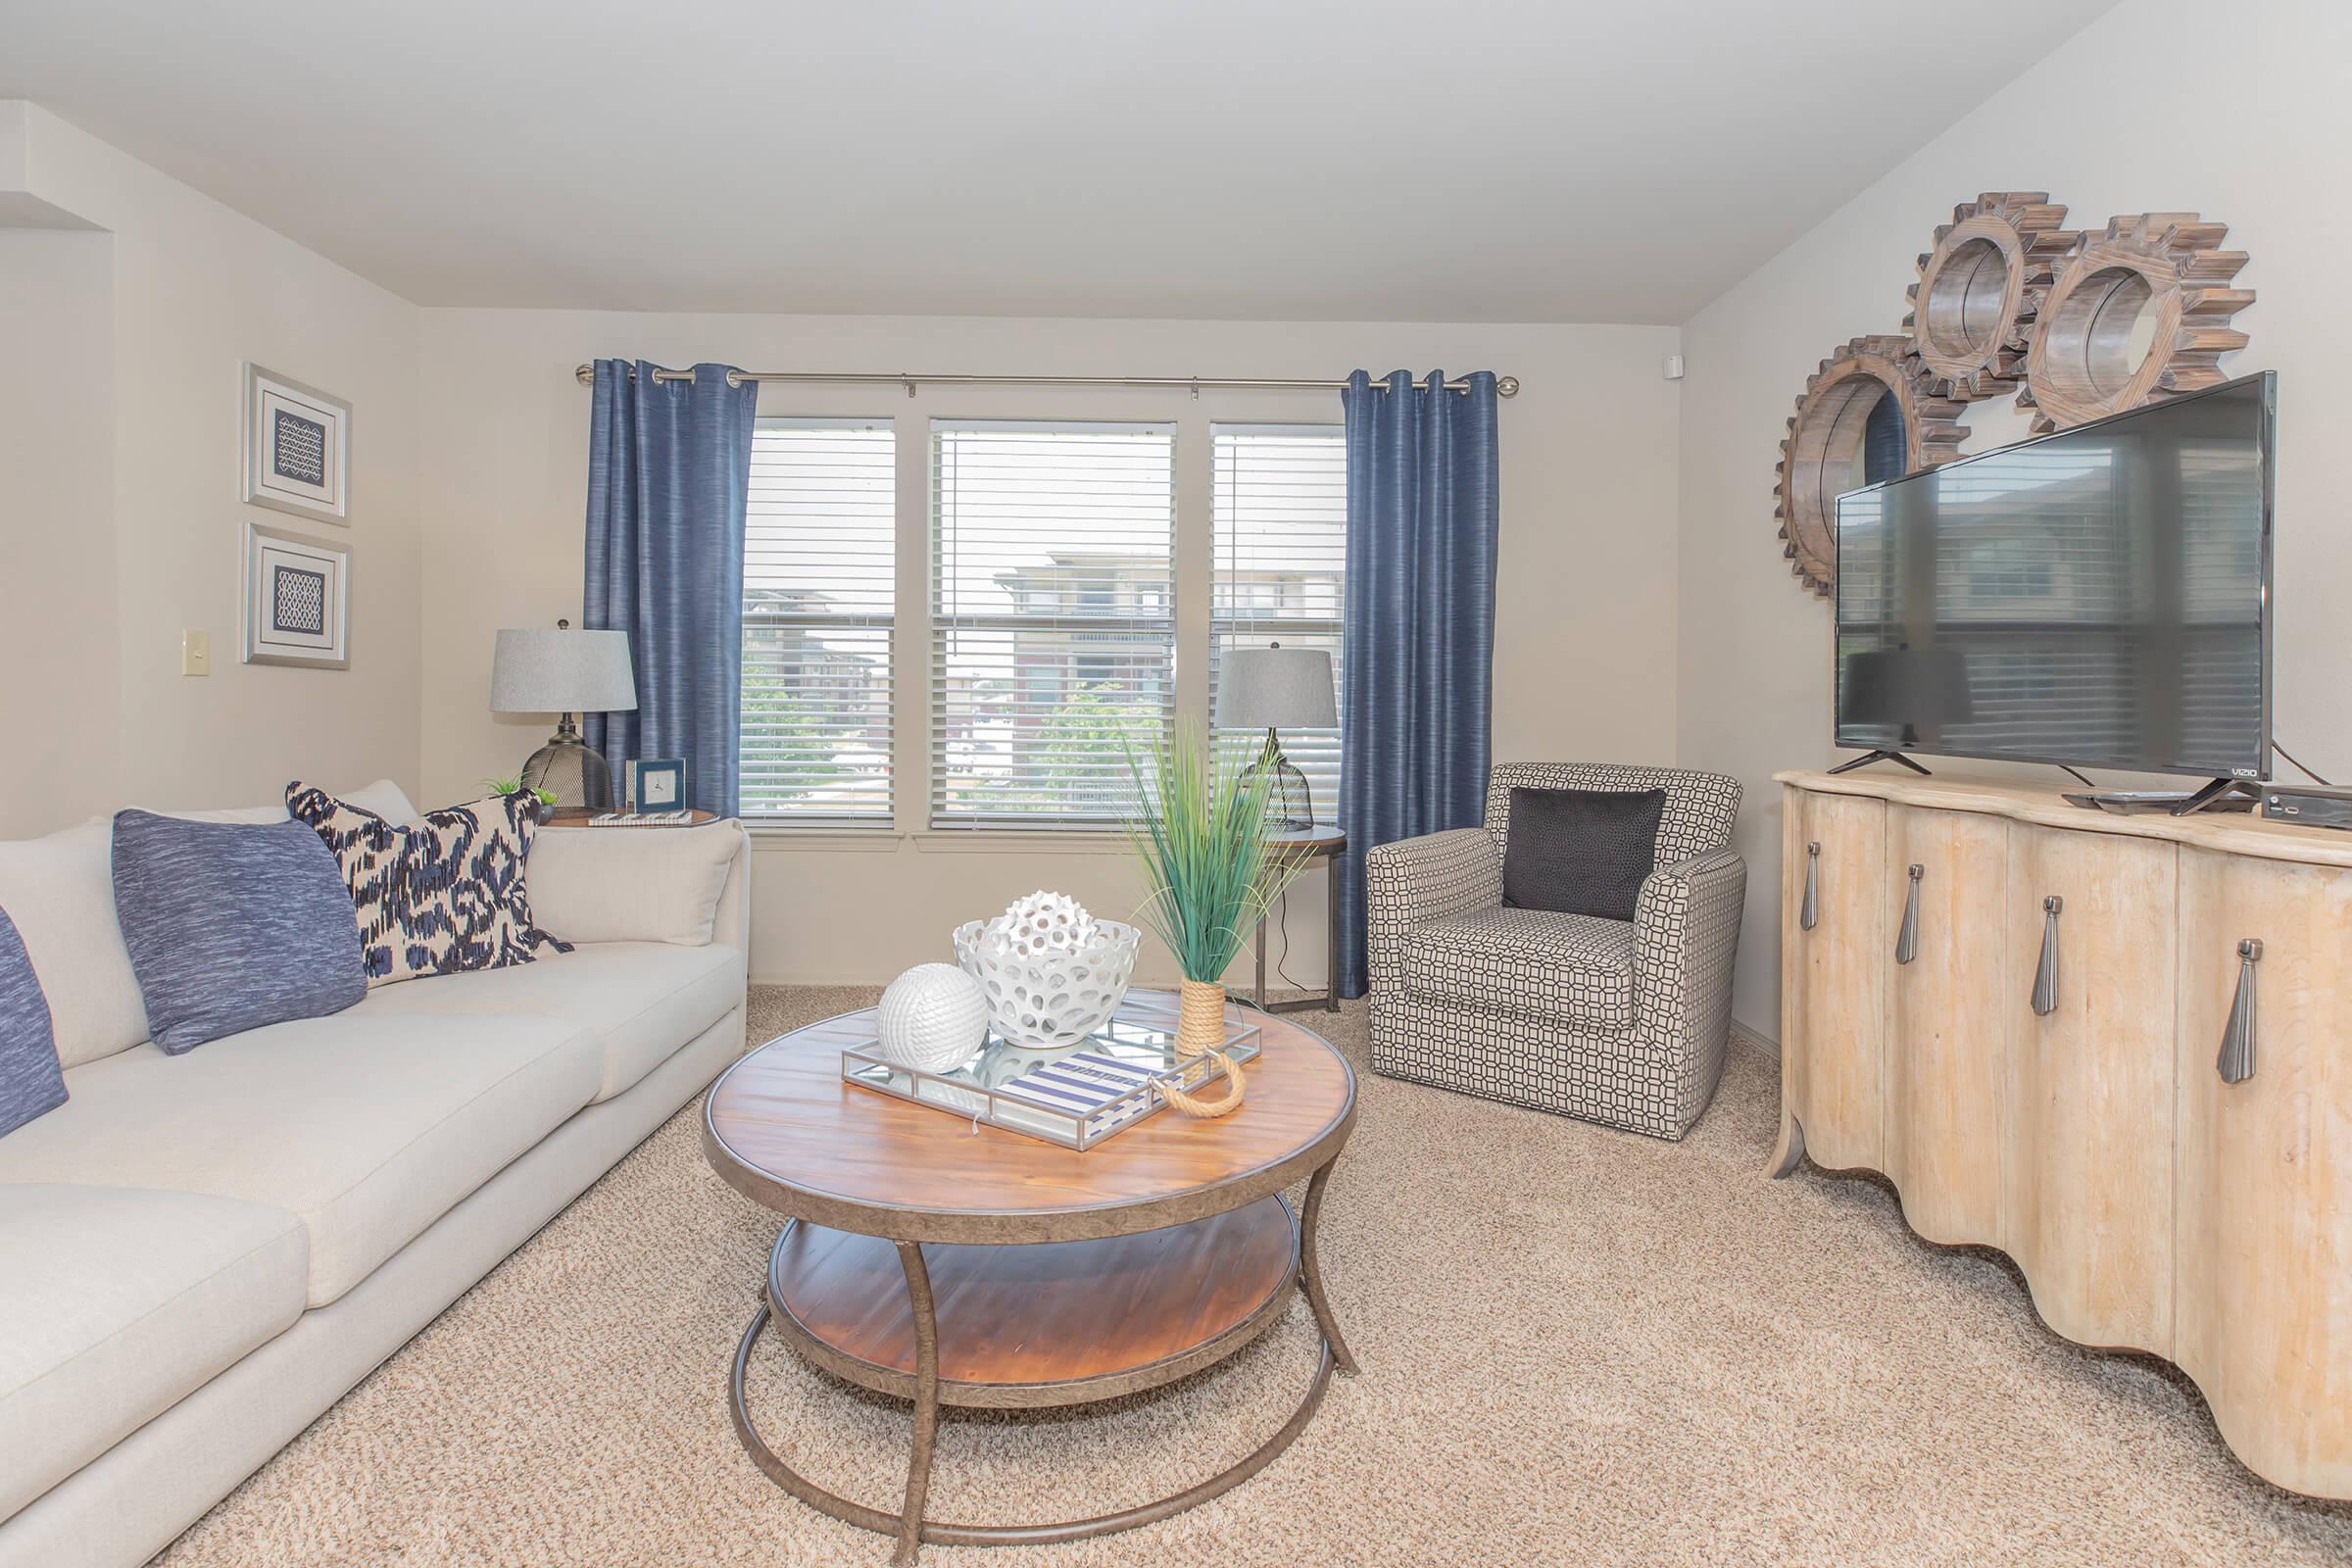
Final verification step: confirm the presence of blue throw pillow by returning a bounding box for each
[0,906,66,1136]
[111,811,368,1054]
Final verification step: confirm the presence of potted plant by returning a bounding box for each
[484,776,562,824]
[1121,723,1309,1117]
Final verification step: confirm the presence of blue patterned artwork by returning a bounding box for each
[244,364,348,523]
[270,565,327,636]
[271,409,327,487]
[244,520,349,668]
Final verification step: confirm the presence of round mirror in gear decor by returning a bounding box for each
[1774,335,1968,598]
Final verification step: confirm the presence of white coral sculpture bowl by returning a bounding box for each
[952,892,1141,1051]
[873,963,991,1073]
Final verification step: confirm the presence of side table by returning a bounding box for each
[1252,828,1345,1014]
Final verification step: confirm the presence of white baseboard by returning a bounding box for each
[1729,1018,1779,1057]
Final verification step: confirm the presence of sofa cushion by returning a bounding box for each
[0,1183,307,1519]
[526,822,743,947]
[0,819,148,1068]
[1401,905,1637,1030]
[286,785,570,987]
[0,906,67,1137]
[355,941,745,1102]
[0,1012,600,1305]
[110,812,368,1054]
[137,779,420,828]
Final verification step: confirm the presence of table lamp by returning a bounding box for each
[1215,643,1337,832]
[491,620,637,809]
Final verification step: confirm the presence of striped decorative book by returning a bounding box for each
[994,1052,1158,1115]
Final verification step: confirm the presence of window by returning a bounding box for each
[1209,425,1347,825]
[931,421,1177,826]
[739,419,895,822]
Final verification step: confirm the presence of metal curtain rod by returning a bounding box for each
[570,364,1519,398]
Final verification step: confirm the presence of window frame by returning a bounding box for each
[927,417,1181,831]
[1208,421,1348,828]
[737,415,899,829]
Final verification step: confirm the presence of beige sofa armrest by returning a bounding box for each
[1363,828,1502,992]
[709,822,753,955]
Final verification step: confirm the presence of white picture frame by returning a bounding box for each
[242,521,351,669]
[241,363,350,524]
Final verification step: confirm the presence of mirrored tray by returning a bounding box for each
[842,1013,1263,1150]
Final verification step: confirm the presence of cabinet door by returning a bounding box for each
[1885,806,2008,1248]
[1781,787,1886,1172]
[2176,848,2352,1496]
[2002,823,2177,1353]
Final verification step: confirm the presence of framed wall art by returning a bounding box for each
[242,521,351,669]
[241,363,350,523]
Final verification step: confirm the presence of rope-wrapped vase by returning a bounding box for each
[1158,978,1245,1118]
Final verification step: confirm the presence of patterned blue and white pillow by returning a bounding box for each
[286,785,570,987]
[0,905,67,1135]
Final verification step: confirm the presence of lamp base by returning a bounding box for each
[519,715,615,809]
[1241,728,1314,833]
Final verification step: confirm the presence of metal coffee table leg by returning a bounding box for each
[1299,1158,1355,1375]
[894,1241,940,1567]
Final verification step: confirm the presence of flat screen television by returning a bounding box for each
[1834,370,2276,781]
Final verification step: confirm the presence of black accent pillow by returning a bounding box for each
[1500,787,1667,921]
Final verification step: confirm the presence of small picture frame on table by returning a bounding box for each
[625,759,687,813]
[242,522,351,669]
[242,363,350,524]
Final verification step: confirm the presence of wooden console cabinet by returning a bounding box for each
[1772,769,2352,1498]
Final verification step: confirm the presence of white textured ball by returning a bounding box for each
[953,893,1140,1051]
[874,963,990,1073]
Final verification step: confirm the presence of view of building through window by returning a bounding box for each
[739,417,1348,829]
[932,421,1177,825]
[739,420,895,820]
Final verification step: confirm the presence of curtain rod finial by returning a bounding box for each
[1496,375,1520,399]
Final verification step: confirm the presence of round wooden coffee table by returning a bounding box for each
[702,990,1357,1564]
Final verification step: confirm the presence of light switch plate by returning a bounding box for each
[181,629,211,676]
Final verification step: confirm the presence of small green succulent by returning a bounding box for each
[484,776,560,807]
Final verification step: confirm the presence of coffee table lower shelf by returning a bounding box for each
[728,1194,1349,1558]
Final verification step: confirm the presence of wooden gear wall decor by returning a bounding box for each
[1770,194,2255,597]
[1905,192,2079,400]
[2019,212,2254,433]
[1774,335,1968,597]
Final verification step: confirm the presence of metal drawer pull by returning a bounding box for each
[2218,938,2262,1085]
[2031,896,2063,1016]
[1800,842,1821,930]
[1895,863,1923,964]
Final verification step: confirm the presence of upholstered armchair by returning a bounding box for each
[1364,763,1745,1140]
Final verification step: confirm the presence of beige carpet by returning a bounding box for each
[153,988,2352,1567]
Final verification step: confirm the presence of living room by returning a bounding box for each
[2,2,2347,1564]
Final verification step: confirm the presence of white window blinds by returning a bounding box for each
[740,419,895,822]
[1209,425,1348,826]
[931,421,1177,826]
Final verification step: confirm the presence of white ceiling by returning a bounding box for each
[0,0,2117,322]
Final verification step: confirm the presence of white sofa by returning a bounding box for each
[0,784,752,1568]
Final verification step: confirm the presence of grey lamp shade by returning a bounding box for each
[1215,645,1337,729]
[489,628,639,713]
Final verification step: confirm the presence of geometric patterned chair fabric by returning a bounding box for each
[1366,763,1745,1140]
